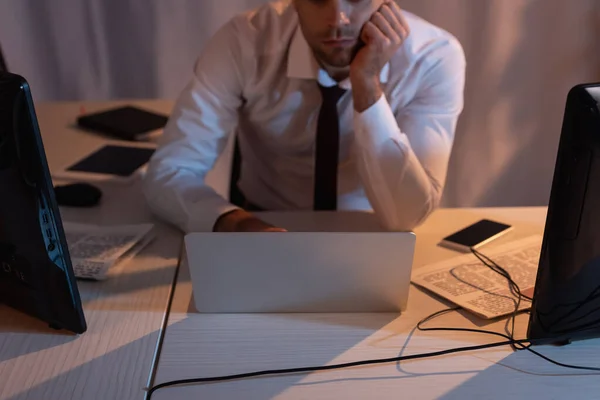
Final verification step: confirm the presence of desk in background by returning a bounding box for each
[151,207,600,400]
[0,100,182,400]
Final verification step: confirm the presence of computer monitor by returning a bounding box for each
[0,72,86,334]
[528,83,600,344]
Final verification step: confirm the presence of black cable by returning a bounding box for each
[553,302,600,329]
[417,307,524,344]
[447,266,525,350]
[146,318,529,398]
[523,346,600,372]
[543,314,600,336]
[418,247,600,370]
[536,285,600,317]
[470,248,600,338]
[535,284,600,333]
[146,248,600,397]
[470,247,533,301]
[467,247,530,350]
[416,305,600,372]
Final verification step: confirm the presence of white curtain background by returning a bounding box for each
[1,0,599,208]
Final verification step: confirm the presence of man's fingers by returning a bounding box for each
[378,5,405,42]
[361,21,388,48]
[371,11,400,44]
[386,1,410,37]
[263,227,288,232]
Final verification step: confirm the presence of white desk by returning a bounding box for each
[0,100,183,400]
[151,207,600,399]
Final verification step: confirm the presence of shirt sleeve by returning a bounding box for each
[352,37,466,231]
[142,20,245,233]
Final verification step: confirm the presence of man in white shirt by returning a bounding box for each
[143,0,466,233]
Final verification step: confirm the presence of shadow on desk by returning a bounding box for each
[152,314,600,400]
[264,316,600,399]
[285,343,600,400]
[0,306,78,363]
[70,223,183,312]
[76,263,178,312]
[153,312,401,400]
[436,339,600,399]
[0,330,158,400]
[186,294,401,331]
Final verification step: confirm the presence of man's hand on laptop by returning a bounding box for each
[213,209,287,232]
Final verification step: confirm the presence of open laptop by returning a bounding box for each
[185,211,416,313]
[0,72,86,333]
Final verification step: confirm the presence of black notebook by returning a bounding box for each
[77,105,169,141]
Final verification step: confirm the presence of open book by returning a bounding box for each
[411,235,543,319]
[63,222,155,280]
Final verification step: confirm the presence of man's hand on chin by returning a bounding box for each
[213,209,287,233]
[350,0,410,112]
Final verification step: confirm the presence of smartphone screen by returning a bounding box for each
[442,219,512,248]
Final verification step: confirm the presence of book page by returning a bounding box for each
[63,222,154,280]
[411,235,542,319]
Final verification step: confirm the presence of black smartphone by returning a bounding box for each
[439,219,513,252]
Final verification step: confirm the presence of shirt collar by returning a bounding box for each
[287,25,389,90]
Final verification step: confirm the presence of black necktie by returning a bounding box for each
[314,83,346,210]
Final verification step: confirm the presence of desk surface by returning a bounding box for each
[4,100,600,400]
[0,100,182,400]
[152,207,600,400]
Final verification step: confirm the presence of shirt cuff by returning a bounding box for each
[186,196,240,233]
[353,93,400,152]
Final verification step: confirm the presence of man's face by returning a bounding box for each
[294,0,384,68]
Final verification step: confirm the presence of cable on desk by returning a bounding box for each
[417,307,600,373]
[534,282,600,334]
[469,246,530,351]
[417,247,600,371]
[145,248,600,398]
[145,326,527,397]
[470,247,533,302]
[536,284,600,317]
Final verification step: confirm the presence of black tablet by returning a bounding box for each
[55,143,156,183]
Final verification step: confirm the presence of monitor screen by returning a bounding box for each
[528,84,600,344]
[0,72,86,334]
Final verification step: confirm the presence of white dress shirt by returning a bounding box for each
[142,0,466,233]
